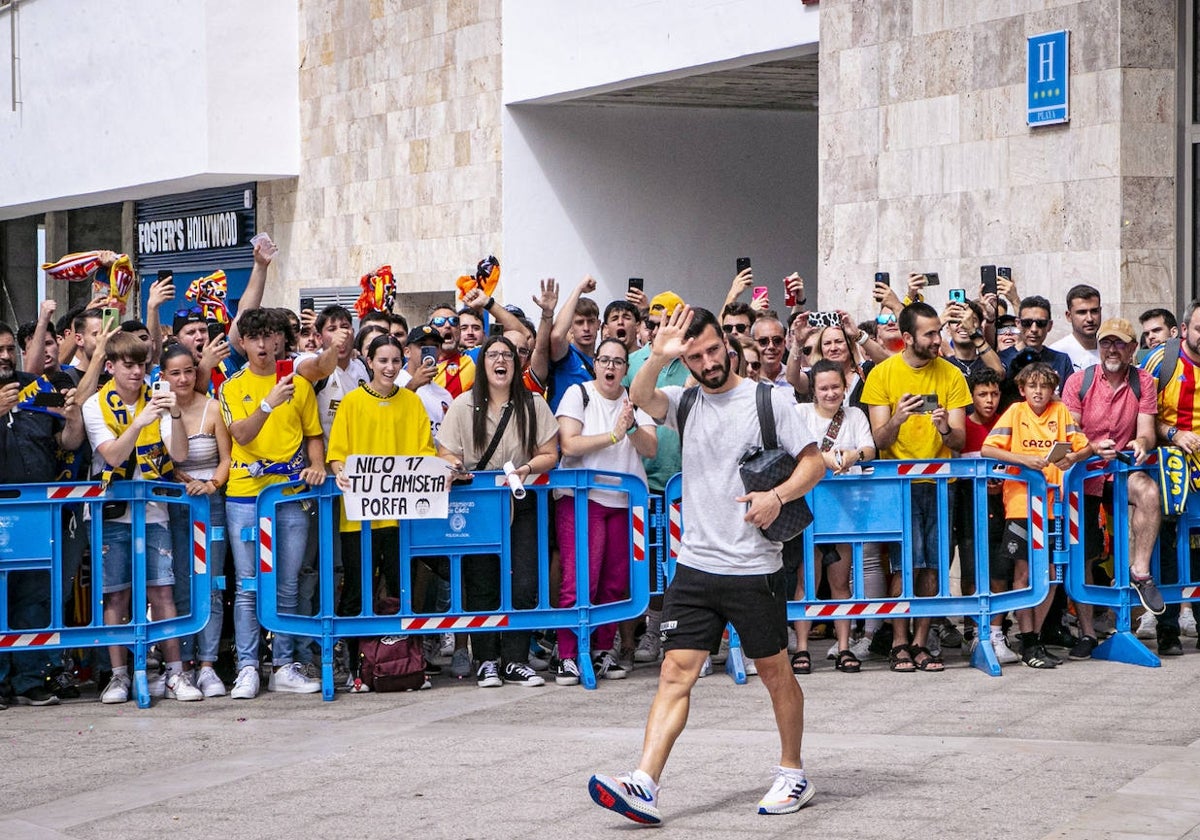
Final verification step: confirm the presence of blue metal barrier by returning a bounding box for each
[1060,451,1200,669]
[0,480,215,707]
[664,458,1057,678]
[254,468,654,698]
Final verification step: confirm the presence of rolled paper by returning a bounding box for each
[502,460,526,500]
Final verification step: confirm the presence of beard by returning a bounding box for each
[695,354,731,389]
[910,342,939,362]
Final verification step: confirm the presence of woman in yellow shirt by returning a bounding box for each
[329,335,436,629]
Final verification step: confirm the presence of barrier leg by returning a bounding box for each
[725,624,748,685]
[579,631,597,691]
[970,615,1002,677]
[321,632,336,701]
[133,641,151,708]
[1093,631,1161,668]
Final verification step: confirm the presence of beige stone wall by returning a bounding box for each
[256,0,502,314]
[818,0,1177,332]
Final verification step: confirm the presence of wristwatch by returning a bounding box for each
[259,399,274,415]
[1167,427,1178,442]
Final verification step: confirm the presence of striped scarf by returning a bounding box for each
[96,380,174,485]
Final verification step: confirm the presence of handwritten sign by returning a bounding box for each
[341,455,453,521]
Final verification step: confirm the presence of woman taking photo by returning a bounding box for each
[790,359,877,675]
[328,335,437,681]
[437,334,559,689]
[160,344,232,698]
[553,338,657,685]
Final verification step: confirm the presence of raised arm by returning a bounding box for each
[630,305,692,422]
[528,278,558,387]
[551,275,595,361]
[228,236,277,355]
[24,299,56,375]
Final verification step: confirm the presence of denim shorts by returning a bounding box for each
[101,521,174,594]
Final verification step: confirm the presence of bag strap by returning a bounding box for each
[475,402,513,472]
[755,382,778,450]
[819,407,845,452]
[676,386,700,441]
[1078,365,1096,404]
[1079,363,1141,405]
[1155,337,1181,396]
[576,381,590,409]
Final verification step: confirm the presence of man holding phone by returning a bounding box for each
[397,324,453,441]
[862,302,971,672]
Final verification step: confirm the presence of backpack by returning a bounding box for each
[1077,337,1179,403]
[356,595,427,692]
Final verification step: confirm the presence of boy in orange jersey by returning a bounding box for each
[982,363,1092,669]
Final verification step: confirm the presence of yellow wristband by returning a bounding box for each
[609,431,619,444]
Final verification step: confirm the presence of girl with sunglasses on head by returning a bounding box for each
[552,338,658,685]
[437,335,560,688]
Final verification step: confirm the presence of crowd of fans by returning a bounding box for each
[1,238,1196,709]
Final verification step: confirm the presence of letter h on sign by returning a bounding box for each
[1027,30,1069,126]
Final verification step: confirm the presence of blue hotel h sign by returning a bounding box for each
[1027,30,1070,126]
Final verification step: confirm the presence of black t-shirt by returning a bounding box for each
[0,372,66,484]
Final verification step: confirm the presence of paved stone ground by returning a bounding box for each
[2,640,1199,839]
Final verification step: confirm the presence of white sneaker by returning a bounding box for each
[744,656,758,676]
[589,770,662,825]
[698,655,713,678]
[195,666,226,698]
[269,662,322,694]
[1135,612,1157,640]
[230,665,260,699]
[991,630,1020,664]
[1181,608,1198,638]
[787,627,799,654]
[439,633,456,657]
[757,766,815,815]
[101,672,131,704]
[849,635,872,660]
[634,631,661,663]
[166,671,204,701]
[147,671,167,699]
[825,641,838,661]
[712,633,730,665]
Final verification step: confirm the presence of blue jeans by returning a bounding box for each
[169,493,227,664]
[227,499,309,671]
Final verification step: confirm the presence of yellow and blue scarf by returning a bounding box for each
[96,380,174,485]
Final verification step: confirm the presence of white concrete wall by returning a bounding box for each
[0,0,299,220]
[503,0,820,103]
[502,103,819,312]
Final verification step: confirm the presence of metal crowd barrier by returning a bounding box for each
[254,469,654,698]
[666,458,1057,678]
[1060,450,1200,669]
[0,480,214,707]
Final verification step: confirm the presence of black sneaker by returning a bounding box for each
[1069,635,1098,660]
[1158,634,1184,656]
[1039,624,1077,649]
[16,685,61,707]
[502,661,546,687]
[1130,573,1166,615]
[1022,644,1057,669]
[424,661,443,676]
[46,668,82,699]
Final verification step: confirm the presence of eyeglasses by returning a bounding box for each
[875,313,897,325]
[484,350,514,361]
[755,335,786,348]
[430,316,460,328]
[747,361,762,370]
[595,356,628,368]
[723,323,749,334]
[647,321,662,332]
[801,346,815,354]
[516,347,531,357]
[1020,318,1050,329]
[1098,338,1130,349]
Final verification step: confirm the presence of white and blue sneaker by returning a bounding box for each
[589,770,662,825]
[757,766,814,815]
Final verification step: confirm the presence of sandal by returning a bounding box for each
[790,651,811,675]
[834,649,861,673]
[910,645,945,672]
[889,644,916,672]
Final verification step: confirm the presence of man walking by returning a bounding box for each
[590,305,824,824]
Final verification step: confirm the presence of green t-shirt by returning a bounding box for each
[624,345,690,492]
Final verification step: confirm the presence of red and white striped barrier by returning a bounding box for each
[632,505,646,563]
[896,462,952,476]
[0,632,62,648]
[1068,491,1080,545]
[1182,586,1200,599]
[401,614,508,631]
[492,473,551,488]
[45,485,104,500]
[668,502,682,559]
[192,521,207,575]
[803,601,911,618]
[259,516,273,573]
[1030,495,1045,551]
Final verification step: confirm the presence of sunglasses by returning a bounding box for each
[756,335,786,348]
[723,323,749,334]
[1020,318,1050,329]
[998,327,1020,336]
[174,305,202,319]
[747,361,762,370]
[801,346,815,354]
[875,313,897,325]
[647,321,662,331]
[1098,338,1130,349]
[430,316,460,328]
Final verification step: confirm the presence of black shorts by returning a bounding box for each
[1083,484,1114,562]
[996,519,1030,580]
[659,564,788,660]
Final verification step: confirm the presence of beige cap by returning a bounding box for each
[1097,317,1135,343]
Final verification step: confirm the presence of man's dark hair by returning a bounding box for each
[57,305,84,336]
[458,306,483,321]
[17,319,56,352]
[388,312,409,331]
[270,308,297,352]
[120,319,148,333]
[74,307,103,334]
[104,331,149,365]
[574,297,599,320]
[427,302,457,318]
[603,300,642,324]
[898,301,939,337]
[238,308,277,340]
[0,321,14,340]
[1140,307,1177,329]
[315,304,353,333]
[682,307,721,341]
[1065,284,1100,309]
[722,301,753,321]
[967,368,1003,394]
[360,310,390,328]
[1018,295,1053,317]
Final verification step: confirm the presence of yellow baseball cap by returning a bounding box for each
[649,290,684,314]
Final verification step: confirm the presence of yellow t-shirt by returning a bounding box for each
[327,384,438,532]
[984,399,1089,519]
[220,368,323,499]
[859,354,971,460]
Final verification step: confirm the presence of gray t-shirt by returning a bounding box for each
[661,379,814,575]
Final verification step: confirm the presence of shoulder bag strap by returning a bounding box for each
[820,407,845,452]
[676,386,700,441]
[475,402,513,472]
[756,382,778,450]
